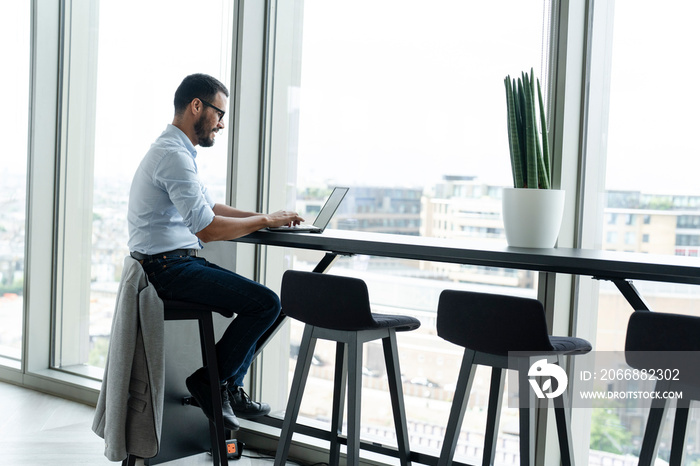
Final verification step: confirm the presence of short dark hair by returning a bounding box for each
[174,73,229,114]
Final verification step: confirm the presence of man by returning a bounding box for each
[127,73,303,431]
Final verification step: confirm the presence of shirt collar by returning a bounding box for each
[166,124,198,158]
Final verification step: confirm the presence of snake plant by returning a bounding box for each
[504,68,551,189]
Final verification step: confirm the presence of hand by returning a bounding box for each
[268,210,304,228]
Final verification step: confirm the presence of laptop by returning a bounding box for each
[267,187,349,233]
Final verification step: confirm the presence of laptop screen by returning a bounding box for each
[313,187,349,228]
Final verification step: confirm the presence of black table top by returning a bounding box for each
[236,229,700,286]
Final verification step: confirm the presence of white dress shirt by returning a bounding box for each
[127,124,215,254]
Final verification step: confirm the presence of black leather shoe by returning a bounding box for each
[185,369,240,431]
[228,385,271,419]
[220,382,238,426]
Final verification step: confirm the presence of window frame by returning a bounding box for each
[52,0,100,376]
[1,0,105,401]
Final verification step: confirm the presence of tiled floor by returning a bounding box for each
[0,381,270,466]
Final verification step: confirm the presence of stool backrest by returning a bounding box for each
[625,311,700,385]
[437,290,554,355]
[281,270,376,330]
[626,311,700,352]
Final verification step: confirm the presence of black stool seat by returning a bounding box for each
[625,311,700,466]
[348,312,420,331]
[274,271,420,466]
[162,299,230,315]
[122,299,229,466]
[436,290,591,466]
[547,336,592,354]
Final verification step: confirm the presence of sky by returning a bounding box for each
[294,0,700,196]
[295,0,543,189]
[2,0,699,198]
[603,0,700,194]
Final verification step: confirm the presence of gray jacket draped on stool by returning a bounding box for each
[92,256,165,461]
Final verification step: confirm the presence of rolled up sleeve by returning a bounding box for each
[154,152,215,235]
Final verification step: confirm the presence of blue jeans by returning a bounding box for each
[141,254,280,386]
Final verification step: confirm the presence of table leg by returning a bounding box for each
[312,252,342,273]
[601,278,652,312]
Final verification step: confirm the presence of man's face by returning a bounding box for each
[194,92,227,147]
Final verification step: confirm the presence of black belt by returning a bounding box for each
[130,249,199,261]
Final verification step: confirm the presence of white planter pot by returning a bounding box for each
[502,188,565,248]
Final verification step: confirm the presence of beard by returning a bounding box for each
[194,114,217,147]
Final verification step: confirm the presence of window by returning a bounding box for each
[678,215,700,229]
[588,1,700,463]
[267,0,550,462]
[677,235,700,247]
[0,0,30,369]
[10,1,699,464]
[53,0,234,376]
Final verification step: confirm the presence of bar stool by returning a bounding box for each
[122,300,229,466]
[625,311,700,466]
[436,290,591,466]
[274,270,421,466]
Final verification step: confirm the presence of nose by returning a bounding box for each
[217,117,225,129]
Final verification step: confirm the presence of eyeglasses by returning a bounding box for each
[199,99,226,122]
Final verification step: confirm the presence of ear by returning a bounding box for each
[189,98,202,117]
